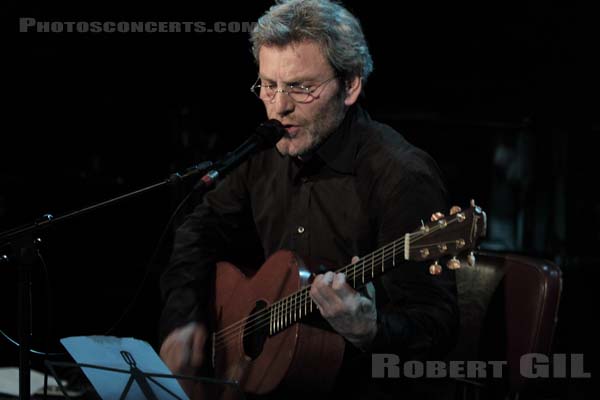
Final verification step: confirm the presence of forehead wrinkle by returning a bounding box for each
[258,41,331,84]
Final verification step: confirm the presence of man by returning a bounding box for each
[159,1,458,398]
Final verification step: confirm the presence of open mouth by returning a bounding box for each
[283,125,300,136]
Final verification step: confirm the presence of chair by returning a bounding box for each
[448,251,562,400]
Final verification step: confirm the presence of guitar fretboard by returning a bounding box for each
[266,232,413,335]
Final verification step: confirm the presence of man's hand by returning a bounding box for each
[309,256,377,350]
[160,322,207,394]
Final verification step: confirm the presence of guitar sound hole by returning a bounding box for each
[243,300,269,360]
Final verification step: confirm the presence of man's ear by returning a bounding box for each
[344,75,362,106]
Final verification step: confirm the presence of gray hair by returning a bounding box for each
[250,0,374,83]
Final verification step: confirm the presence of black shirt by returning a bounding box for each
[160,104,459,397]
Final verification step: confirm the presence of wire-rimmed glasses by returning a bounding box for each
[250,76,338,103]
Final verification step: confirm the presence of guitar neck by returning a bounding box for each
[266,234,410,336]
[265,203,485,336]
[337,234,411,290]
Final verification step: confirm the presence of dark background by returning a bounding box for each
[1,1,591,398]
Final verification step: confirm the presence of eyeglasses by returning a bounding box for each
[250,75,338,104]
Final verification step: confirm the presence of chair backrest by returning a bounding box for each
[449,251,562,398]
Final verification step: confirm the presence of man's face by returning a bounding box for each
[257,41,348,157]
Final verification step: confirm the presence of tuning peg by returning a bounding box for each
[432,206,463,223]
[430,212,444,222]
[446,256,462,270]
[429,260,442,275]
[467,251,476,267]
[449,206,462,215]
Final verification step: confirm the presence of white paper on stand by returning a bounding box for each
[60,336,189,400]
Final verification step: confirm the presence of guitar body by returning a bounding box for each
[212,250,345,395]
[201,202,487,398]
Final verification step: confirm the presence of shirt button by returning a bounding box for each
[297,226,305,234]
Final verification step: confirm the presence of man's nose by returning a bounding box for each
[272,90,294,116]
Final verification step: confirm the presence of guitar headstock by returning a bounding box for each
[408,199,486,274]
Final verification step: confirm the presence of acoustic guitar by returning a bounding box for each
[209,201,486,396]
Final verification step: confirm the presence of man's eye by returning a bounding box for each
[289,85,309,93]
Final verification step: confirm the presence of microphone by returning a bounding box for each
[198,119,285,188]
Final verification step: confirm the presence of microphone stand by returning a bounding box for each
[0,160,214,400]
[0,119,284,399]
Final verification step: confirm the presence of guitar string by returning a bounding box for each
[212,218,463,350]
[215,241,466,350]
[211,215,458,343]
[215,218,466,346]
[215,239,404,352]
[213,244,406,351]
[212,233,412,344]
[212,216,465,349]
[212,237,463,352]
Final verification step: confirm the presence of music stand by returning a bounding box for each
[44,336,245,400]
[0,160,213,399]
[44,356,245,400]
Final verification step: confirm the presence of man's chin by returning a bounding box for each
[276,138,310,157]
